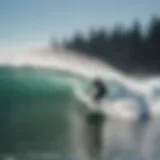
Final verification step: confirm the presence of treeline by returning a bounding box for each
[57,16,160,74]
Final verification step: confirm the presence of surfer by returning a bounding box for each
[85,77,107,158]
[92,78,107,103]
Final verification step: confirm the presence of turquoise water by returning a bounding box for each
[0,67,83,154]
[0,67,160,160]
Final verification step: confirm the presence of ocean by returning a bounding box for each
[0,49,160,160]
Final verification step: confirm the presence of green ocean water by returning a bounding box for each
[0,67,89,155]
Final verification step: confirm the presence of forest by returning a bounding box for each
[55,16,160,75]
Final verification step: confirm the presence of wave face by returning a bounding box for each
[0,48,160,159]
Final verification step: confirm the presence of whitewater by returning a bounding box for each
[1,47,160,120]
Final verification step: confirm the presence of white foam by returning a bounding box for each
[1,46,160,120]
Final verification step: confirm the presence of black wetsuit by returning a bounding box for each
[92,79,107,102]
